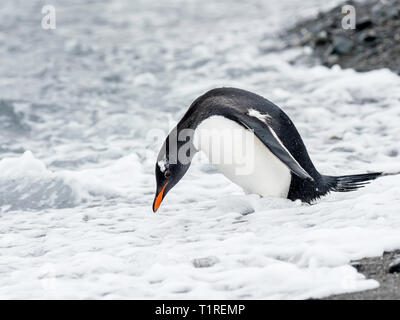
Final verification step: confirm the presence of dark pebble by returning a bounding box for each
[360,31,378,45]
[315,31,329,46]
[332,36,354,55]
[387,8,400,19]
[351,261,362,272]
[356,18,373,30]
[192,256,220,268]
[388,257,400,273]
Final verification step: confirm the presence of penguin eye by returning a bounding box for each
[164,170,171,179]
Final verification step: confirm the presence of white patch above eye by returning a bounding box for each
[247,108,272,123]
[157,159,167,172]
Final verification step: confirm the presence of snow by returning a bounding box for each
[0,0,400,299]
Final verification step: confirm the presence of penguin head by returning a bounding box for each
[152,135,194,212]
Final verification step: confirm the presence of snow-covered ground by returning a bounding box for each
[1,0,400,299]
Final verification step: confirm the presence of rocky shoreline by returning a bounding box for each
[284,0,400,74]
[326,250,400,299]
[284,0,400,299]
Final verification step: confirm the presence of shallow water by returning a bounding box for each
[1,0,400,299]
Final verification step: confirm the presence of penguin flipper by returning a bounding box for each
[233,114,314,181]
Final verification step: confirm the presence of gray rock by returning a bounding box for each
[388,257,400,273]
[325,250,400,299]
[192,256,220,268]
[324,53,339,66]
[332,36,353,55]
[387,8,400,19]
[371,3,383,15]
[315,31,329,46]
[351,261,362,272]
[359,31,378,45]
[356,17,373,31]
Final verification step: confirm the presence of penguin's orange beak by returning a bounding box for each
[153,183,168,212]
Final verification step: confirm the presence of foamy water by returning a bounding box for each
[1,0,400,299]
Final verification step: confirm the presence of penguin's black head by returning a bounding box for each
[152,133,194,212]
[153,160,185,212]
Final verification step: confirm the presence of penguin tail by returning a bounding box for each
[289,171,396,203]
[324,172,382,193]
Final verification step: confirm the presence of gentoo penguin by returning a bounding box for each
[153,87,381,212]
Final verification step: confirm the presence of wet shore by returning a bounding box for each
[283,0,400,299]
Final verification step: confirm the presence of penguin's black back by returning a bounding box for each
[182,87,321,174]
[179,88,381,203]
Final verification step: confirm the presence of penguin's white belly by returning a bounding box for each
[193,116,292,198]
